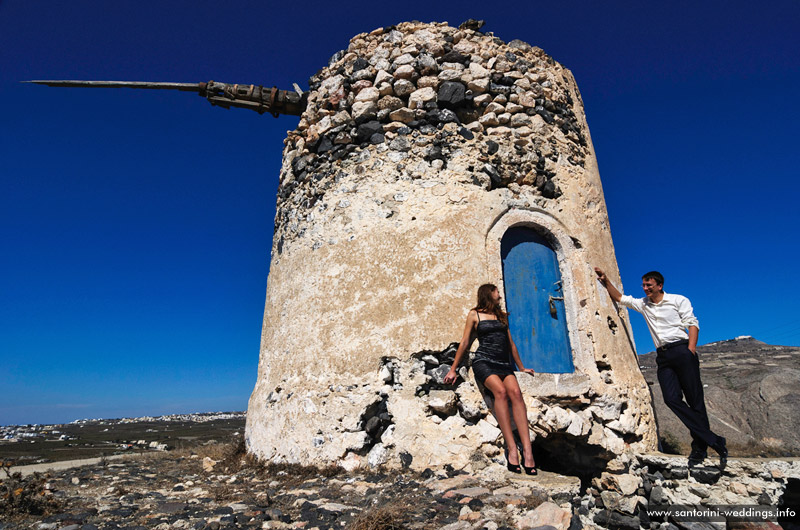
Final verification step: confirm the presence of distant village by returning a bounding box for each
[0,411,245,451]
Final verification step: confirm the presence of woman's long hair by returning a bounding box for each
[473,283,508,324]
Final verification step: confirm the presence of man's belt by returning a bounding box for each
[656,339,689,353]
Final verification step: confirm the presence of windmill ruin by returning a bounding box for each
[32,20,658,474]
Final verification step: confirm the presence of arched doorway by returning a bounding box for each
[501,226,574,373]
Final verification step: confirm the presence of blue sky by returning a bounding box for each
[1,1,798,426]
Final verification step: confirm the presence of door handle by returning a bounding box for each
[549,295,564,317]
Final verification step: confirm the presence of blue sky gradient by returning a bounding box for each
[1,1,798,425]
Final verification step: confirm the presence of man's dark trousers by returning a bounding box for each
[656,341,721,454]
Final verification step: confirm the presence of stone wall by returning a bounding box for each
[246,20,657,471]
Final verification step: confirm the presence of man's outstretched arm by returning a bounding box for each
[594,267,622,303]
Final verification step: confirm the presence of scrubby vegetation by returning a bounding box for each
[0,467,64,520]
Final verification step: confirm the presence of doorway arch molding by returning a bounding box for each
[485,207,591,374]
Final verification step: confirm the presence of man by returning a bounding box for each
[593,267,727,467]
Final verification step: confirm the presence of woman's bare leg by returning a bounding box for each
[482,374,518,465]
[503,375,535,468]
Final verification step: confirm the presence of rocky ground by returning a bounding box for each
[0,441,569,530]
[3,440,799,530]
[638,337,800,456]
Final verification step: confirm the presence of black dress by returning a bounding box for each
[471,313,516,384]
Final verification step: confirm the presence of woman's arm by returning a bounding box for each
[508,329,535,375]
[444,310,477,384]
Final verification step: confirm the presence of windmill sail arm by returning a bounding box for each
[24,79,308,117]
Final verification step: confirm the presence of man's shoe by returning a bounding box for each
[713,437,728,469]
[688,451,707,466]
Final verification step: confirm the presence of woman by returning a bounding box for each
[444,284,537,474]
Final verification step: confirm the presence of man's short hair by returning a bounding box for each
[642,271,664,286]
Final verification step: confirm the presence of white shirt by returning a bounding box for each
[619,292,699,349]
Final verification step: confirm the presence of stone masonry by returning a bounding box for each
[245,20,657,472]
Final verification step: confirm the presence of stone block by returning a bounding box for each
[394,64,417,80]
[408,87,436,109]
[593,509,639,530]
[393,79,416,97]
[428,390,457,415]
[351,101,378,123]
[367,443,388,467]
[476,419,501,444]
[516,501,572,530]
[355,87,380,102]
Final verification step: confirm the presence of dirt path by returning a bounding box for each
[7,452,145,477]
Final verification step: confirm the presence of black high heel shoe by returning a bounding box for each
[504,448,521,474]
[520,445,537,475]
[522,461,537,475]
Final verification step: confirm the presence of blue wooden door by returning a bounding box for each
[501,227,573,373]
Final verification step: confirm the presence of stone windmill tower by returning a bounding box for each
[246,21,657,472]
[31,20,658,473]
